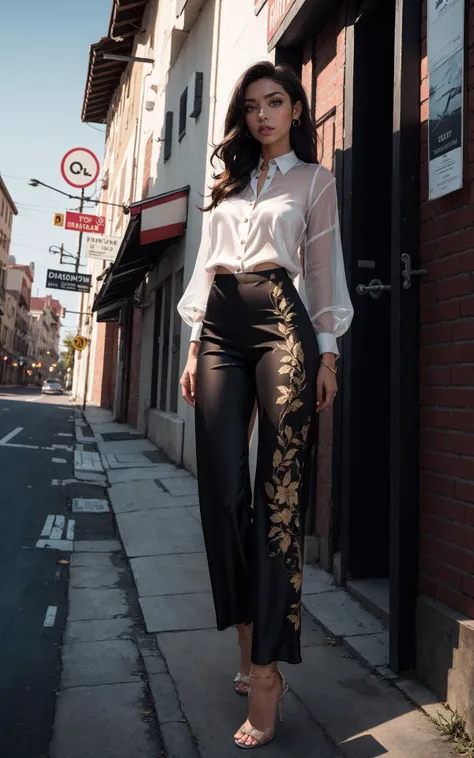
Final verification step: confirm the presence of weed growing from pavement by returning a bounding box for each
[435,710,474,756]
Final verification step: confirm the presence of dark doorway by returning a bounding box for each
[346,0,396,579]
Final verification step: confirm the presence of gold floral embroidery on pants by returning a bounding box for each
[265,279,312,631]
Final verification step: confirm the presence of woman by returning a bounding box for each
[178,61,353,749]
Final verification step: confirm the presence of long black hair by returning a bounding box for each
[203,61,317,211]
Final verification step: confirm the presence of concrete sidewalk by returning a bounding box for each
[79,405,458,758]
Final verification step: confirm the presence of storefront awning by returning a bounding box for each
[93,186,189,321]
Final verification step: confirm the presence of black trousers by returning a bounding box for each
[195,268,318,665]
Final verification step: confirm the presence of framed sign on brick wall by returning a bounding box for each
[427,0,465,200]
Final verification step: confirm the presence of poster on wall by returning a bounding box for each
[427,0,465,200]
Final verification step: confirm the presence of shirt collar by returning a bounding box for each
[255,150,300,176]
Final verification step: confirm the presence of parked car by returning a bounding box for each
[42,378,63,395]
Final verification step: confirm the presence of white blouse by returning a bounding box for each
[177,150,353,355]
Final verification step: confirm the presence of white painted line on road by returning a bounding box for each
[2,443,39,450]
[0,426,23,445]
[52,444,73,452]
[66,520,75,541]
[56,433,73,438]
[43,606,58,627]
[36,538,73,551]
[72,498,109,513]
[50,526,63,540]
[51,478,78,486]
[55,515,65,530]
[41,515,55,537]
[52,457,67,464]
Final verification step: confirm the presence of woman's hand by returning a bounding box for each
[180,342,200,407]
[316,353,338,413]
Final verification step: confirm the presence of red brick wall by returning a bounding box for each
[418,0,474,619]
[91,322,119,410]
[126,308,142,428]
[311,11,346,555]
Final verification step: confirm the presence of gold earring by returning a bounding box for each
[292,118,301,127]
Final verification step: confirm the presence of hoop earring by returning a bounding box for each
[292,118,301,128]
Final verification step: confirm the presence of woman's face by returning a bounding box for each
[244,77,302,146]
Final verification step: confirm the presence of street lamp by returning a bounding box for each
[28,178,129,214]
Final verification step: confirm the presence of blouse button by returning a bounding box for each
[236,268,241,272]
[240,239,245,245]
[243,218,249,223]
[237,255,242,260]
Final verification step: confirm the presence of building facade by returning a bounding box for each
[30,296,62,380]
[5,263,34,384]
[77,0,474,734]
[0,176,18,383]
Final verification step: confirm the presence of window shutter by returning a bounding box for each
[179,87,188,142]
[189,72,203,119]
[164,111,173,162]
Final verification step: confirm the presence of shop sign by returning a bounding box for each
[46,269,92,293]
[267,0,297,42]
[86,235,121,261]
[65,211,105,235]
[427,0,465,200]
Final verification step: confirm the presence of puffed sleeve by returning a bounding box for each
[304,167,353,356]
[177,211,214,342]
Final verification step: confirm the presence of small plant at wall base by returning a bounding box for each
[435,710,474,756]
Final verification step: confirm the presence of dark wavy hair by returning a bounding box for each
[203,61,317,211]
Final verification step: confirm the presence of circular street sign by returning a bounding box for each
[61,148,100,189]
[72,335,88,351]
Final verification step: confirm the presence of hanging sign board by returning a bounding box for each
[72,335,88,351]
[267,0,296,43]
[65,211,105,235]
[427,0,465,200]
[46,269,92,293]
[85,235,121,261]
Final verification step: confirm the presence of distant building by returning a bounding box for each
[30,295,62,379]
[5,263,34,384]
[0,175,18,377]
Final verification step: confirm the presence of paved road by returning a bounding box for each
[0,387,74,758]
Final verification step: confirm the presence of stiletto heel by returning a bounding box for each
[234,635,252,695]
[234,669,288,749]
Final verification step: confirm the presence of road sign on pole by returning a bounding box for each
[60,148,100,189]
[65,212,105,235]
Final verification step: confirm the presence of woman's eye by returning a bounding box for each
[271,99,283,106]
[245,105,256,113]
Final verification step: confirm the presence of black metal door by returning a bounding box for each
[389,0,422,673]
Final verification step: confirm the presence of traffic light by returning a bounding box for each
[61,307,67,319]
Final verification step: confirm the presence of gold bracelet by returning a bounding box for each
[320,359,337,375]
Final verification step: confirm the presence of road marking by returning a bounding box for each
[52,457,67,464]
[43,606,58,627]
[66,520,75,541]
[41,515,55,537]
[52,444,73,452]
[36,538,73,551]
[55,515,65,530]
[72,498,109,513]
[56,433,73,438]
[0,427,23,445]
[2,443,39,450]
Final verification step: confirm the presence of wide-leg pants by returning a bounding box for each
[195,268,318,665]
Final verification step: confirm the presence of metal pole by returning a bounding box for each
[75,188,84,273]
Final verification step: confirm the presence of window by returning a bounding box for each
[164,111,173,162]
[178,87,188,142]
[150,268,184,414]
[189,72,203,119]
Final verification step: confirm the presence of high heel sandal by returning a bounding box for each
[234,636,251,696]
[234,669,288,749]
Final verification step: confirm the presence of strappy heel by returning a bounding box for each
[234,636,251,695]
[234,669,288,749]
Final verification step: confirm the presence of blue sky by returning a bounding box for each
[0,0,111,337]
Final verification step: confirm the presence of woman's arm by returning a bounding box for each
[177,212,214,343]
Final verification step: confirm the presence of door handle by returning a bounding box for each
[401,253,427,290]
[356,278,391,299]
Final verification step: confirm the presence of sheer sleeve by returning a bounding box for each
[177,211,214,342]
[304,167,353,357]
